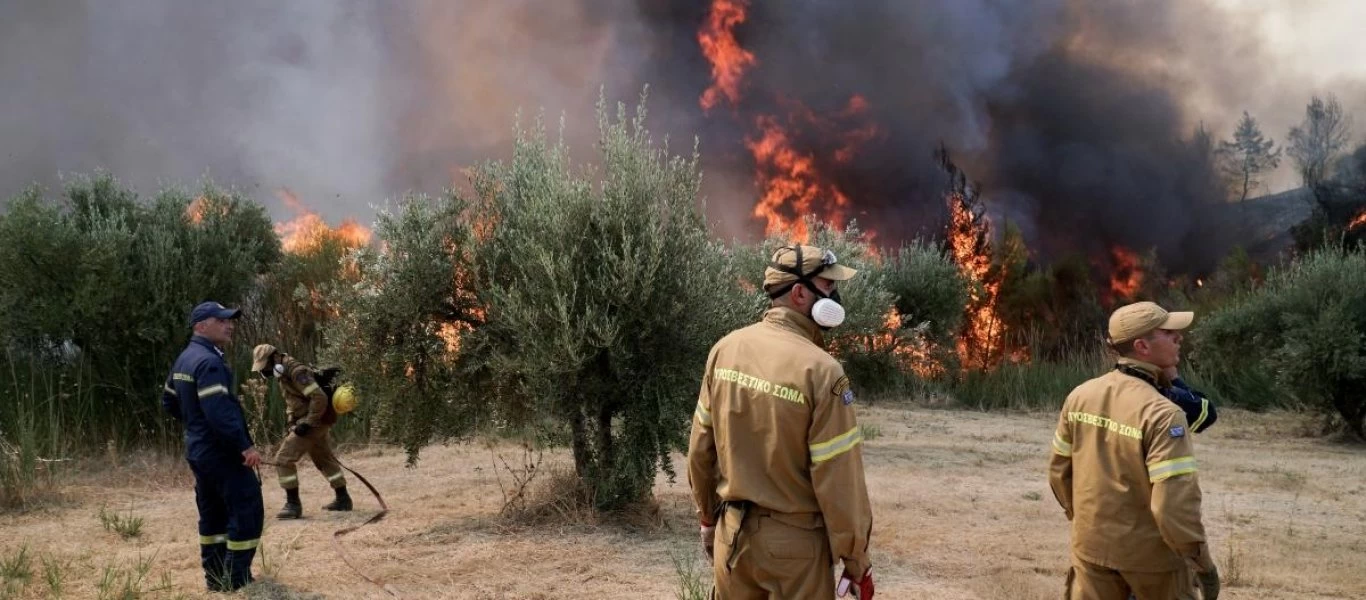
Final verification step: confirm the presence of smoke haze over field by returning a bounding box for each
[3,0,1364,271]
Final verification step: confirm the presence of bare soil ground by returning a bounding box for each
[2,406,1363,599]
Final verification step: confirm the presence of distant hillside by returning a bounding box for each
[1218,187,1312,263]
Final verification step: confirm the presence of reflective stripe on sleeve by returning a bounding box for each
[810,426,864,464]
[197,384,228,399]
[694,400,712,427]
[1191,398,1210,431]
[1148,457,1198,482]
[1052,433,1072,457]
[302,382,321,396]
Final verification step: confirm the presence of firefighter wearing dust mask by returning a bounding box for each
[1049,301,1220,600]
[251,344,351,519]
[687,244,875,599]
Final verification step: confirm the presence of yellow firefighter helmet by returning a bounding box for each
[331,384,359,415]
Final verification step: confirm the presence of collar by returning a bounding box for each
[1115,357,1168,388]
[763,306,825,346]
[191,334,225,357]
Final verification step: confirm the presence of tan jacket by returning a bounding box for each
[1049,358,1209,572]
[278,356,333,427]
[687,306,874,577]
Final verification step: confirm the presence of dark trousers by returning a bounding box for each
[188,456,264,591]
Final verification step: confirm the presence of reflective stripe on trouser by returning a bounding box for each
[189,456,263,591]
[273,425,346,489]
[712,504,833,600]
[1066,555,1195,600]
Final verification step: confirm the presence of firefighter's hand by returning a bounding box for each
[699,522,715,558]
[1196,565,1220,600]
[293,422,313,437]
[241,447,262,468]
[840,567,873,599]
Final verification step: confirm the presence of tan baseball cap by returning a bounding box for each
[251,344,277,372]
[763,245,858,292]
[1108,301,1193,344]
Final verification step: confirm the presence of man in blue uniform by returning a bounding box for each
[1162,366,1217,434]
[1114,364,1218,434]
[161,301,264,593]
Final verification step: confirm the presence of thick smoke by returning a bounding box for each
[0,0,657,221]
[1,0,1360,274]
[642,0,1307,270]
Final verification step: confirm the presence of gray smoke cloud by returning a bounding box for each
[2,0,1362,274]
[0,0,657,222]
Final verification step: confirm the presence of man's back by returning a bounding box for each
[703,308,845,515]
[1051,365,1205,573]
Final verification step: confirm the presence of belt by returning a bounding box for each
[718,501,825,571]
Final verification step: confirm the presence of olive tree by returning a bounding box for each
[1192,246,1366,436]
[459,90,754,509]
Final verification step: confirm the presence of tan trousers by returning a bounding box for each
[711,503,834,600]
[273,426,345,490]
[1066,556,1198,600]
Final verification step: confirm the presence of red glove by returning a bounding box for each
[841,567,873,599]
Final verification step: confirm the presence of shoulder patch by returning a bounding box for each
[832,376,851,396]
[1169,426,1186,438]
[294,370,313,385]
[832,376,855,405]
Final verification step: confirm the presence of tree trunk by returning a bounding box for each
[1331,382,1365,441]
[596,403,614,475]
[569,407,591,480]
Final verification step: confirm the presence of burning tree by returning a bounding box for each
[240,190,374,367]
[321,192,481,459]
[938,148,1015,371]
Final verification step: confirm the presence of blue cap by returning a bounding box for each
[189,301,242,326]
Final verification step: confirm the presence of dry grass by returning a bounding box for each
[0,407,1363,599]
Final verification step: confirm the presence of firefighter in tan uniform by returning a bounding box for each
[251,344,351,519]
[1049,302,1220,600]
[688,245,875,599]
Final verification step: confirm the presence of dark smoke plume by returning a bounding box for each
[0,0,1356,274]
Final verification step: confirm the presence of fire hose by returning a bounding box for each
[257,458,397,597]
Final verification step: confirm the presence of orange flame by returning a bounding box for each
[274,189,372,254]
[1108,246,1143,302]
[746,116,849,242]
[186,196,209,224]
[1349,207,1366,231]
[698,0,756,112]
[875,307,946,379]
[947,193,1008,369]
[744,96,877,242]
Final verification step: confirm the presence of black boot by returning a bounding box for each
[276,488,302,520]
[323,486,352,511]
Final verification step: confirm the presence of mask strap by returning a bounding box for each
[766,246,830,299]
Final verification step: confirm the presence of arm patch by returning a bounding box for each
[294,370,313,386]
[832,376,855,405]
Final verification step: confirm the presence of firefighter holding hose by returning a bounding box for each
[252,344,352,519]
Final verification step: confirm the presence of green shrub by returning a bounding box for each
[1192,246,1366,433]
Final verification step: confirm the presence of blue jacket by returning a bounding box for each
[1166,378,1217,433]
[162,335,254,462]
